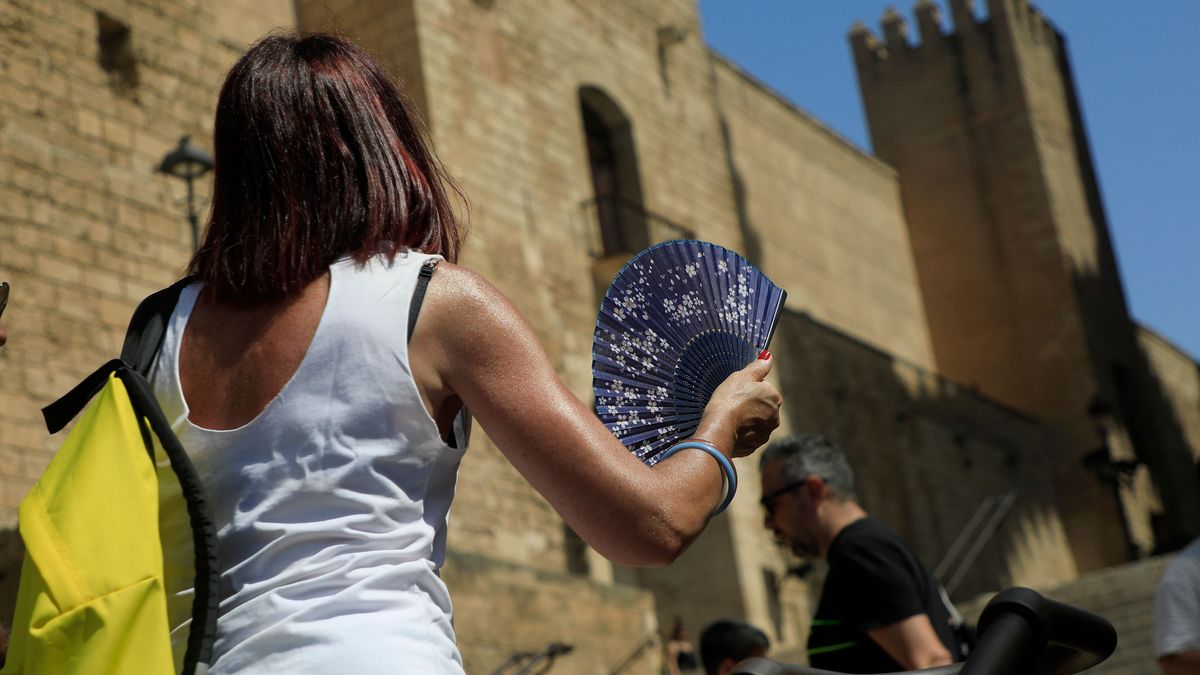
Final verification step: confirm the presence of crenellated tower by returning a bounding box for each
[851,0,1200,570]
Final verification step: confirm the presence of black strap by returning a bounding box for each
[120,276,195,376]
[42,359,127,434]
[407,259,438,343]
[406,259,462,448]
[44,278,193,432]
[39,277,219,672]
[118,369,219,674]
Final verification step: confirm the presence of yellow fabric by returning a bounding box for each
[2,374,176,675]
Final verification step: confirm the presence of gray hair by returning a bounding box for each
[759,433,857,502]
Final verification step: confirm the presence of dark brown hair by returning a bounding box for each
[190,33,464,303]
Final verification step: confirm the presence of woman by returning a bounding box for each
[153,34,781,674]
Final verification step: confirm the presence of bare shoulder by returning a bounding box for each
[424,261,499,306]
[420,261,530,344]
[425,262,511,317]
[415,260,555,397]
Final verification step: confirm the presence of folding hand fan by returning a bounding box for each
[592,240,786,465]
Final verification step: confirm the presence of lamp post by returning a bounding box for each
[157,136,213,251]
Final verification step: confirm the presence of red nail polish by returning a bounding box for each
[759,349,771,360]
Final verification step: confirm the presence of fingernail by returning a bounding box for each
[759,349,771,360]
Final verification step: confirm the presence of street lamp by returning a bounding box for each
[157,135,213,251]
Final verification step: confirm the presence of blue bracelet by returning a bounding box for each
[659,440,738,515]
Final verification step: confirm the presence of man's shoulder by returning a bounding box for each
[833,517,910,556]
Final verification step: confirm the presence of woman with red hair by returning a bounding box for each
[152,34,780,673]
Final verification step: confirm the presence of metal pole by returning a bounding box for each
[945,491,1019,596]
[186,174,199,251]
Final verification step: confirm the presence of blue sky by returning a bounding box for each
[697,1,1200,359]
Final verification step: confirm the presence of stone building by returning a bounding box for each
[0,0,1196,672]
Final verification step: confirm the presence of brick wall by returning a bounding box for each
[0,0,296,526]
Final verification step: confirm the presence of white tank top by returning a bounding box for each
[151,252,470,674]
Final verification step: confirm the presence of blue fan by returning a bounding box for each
[592,240,786,465]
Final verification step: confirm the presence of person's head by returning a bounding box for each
[758,433,859,558]
[699,619,769,675]
[669,618,689,642]
[192,33,464,304]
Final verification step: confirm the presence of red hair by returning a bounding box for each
[190,34,464,303]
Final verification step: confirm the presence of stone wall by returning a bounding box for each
[1137,326,1200,540]
[0,0,1194,671]
[0,0,296,526]
[711,56,934,371]
[398,0,752,585]
[751,308,1078,658]
[847,0,1193,571]
[444,551,660,675]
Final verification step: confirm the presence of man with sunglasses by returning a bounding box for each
[759,434,956,673]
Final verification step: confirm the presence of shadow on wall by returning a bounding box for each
[1072,270,1200,556]
[1055,27,1199,556]
[717,115,762,270]
[771,308,1081,601]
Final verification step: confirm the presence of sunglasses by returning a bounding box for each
[759,478,809,516]
[0,281,8,319]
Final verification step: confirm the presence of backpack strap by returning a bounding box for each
[407,258,438,342]
[39,277,220,674]
[116,367,219,675]
[407,258,463,448]
[43,278,193,433]
[121,276,195,376]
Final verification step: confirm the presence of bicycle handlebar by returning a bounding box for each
[963,587,1117,675]
[730,587,1117,675]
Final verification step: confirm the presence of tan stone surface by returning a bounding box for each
[0,0,1196,669]
[848,0,1200,570]
[754,309,1077,658]
[444,550,659,675]
[1139,327,1200,466]
[0,0,291,526]
[713,57,935,370]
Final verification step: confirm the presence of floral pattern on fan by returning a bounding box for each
[592,240,786,465]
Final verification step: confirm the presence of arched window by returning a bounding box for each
[579,87,649,256]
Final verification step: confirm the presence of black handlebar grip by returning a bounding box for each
[730,588,1114,675]
[965,587,1117,675]
[960,611,1039,675]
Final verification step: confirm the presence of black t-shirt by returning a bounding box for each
[807,517,958,673]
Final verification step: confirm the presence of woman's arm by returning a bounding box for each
[414,263,781,566]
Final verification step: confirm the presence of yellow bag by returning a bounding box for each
[3,281,217,675]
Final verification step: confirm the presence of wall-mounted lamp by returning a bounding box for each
[157,136,213,251]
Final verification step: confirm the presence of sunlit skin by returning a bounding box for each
[179,262,783,567]
[759,460,952,669]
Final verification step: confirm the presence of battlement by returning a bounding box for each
[850,0,1061,65]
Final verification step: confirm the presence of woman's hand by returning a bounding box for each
[695,353,782,457]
